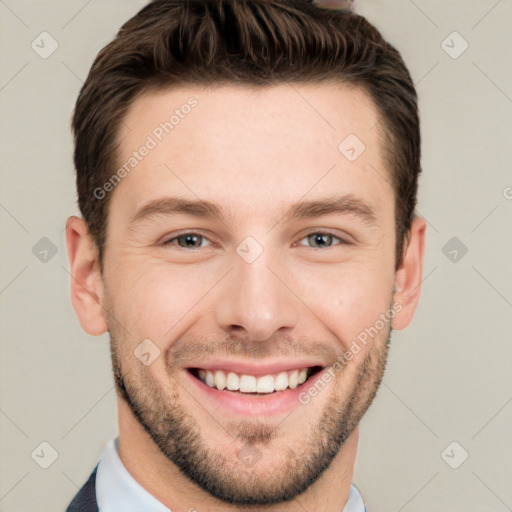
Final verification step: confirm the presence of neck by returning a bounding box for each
[117,398,359,512]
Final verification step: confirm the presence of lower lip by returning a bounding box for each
[185,368,325,416]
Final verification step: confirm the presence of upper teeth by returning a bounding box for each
[197,368,311,393]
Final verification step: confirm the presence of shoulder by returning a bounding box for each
[65,464,99,512]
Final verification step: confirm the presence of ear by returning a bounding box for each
[391,216,427,330]
[65,216,108,336]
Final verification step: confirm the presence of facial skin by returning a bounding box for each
[66,83,426,511]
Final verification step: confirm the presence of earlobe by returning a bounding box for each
[391,216,427,330]
[65,216,108,336]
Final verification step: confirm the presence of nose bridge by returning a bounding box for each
[215,243,300,341]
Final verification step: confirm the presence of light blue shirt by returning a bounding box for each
[96,437,366,511]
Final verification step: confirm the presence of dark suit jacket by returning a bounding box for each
[66,465,99,512]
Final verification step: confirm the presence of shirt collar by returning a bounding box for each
[96,437,365,512]
[96,438,170,512]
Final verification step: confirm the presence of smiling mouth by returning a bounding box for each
[188,366,323,395]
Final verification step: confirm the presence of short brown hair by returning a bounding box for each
[72,0,421,270]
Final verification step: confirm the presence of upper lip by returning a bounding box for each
[186,358,325,376]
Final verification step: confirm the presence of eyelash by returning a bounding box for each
[162,230,349,250]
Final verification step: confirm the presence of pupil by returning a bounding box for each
[312,234,331,247]
[181,235,200,248]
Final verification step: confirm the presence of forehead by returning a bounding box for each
[111,83,391,225]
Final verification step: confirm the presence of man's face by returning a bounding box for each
[100,83,399,504]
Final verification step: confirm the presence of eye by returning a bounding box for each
[298,232,346,249]
[163,232,212,249]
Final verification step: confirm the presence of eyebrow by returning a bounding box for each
[130,194,378,227]
[282,194,378,226]
[131,197,224,224]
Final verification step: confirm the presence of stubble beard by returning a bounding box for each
[109,320,391,508]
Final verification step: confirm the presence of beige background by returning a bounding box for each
[1,1,511,511]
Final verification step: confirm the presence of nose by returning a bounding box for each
[215,246,300,342]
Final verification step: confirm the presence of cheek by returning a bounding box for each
[106,257,220,339]
[294,258,393,352]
